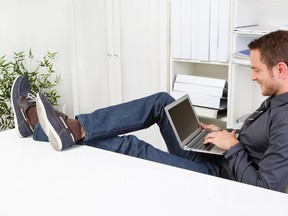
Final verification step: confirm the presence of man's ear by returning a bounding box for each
[277,62,288,77]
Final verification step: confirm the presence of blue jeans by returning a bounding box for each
[33,92,220,176]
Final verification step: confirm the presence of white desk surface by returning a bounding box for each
[0,129,287,216]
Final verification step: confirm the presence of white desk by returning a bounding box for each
[0,129,287,216]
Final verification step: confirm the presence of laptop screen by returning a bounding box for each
[167,97,200,142]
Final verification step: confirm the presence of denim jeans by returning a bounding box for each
[33,92,220,176]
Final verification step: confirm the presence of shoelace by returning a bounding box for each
[26,93,37,103]
[27,92,67,114]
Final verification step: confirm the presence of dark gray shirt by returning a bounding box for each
[224,92,288,192]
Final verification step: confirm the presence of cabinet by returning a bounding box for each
[73,0,169,113]
[169,0,288,129]
[113,0,169,103]
[169,0,231,128]
[74,0,169,150]
[228,0,288,129]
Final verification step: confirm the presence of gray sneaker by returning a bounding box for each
[11,76,35,137]
[36,93,75,151]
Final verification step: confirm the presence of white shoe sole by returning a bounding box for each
[36,94,63,151]
[11,75,23,138]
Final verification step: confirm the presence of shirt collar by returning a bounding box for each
[270,92,288,109]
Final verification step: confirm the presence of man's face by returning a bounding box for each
[250,49,280,96]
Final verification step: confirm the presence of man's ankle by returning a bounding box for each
[66,118,82,141]
[26,106,38,127]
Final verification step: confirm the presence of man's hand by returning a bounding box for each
[204,129,238,151]
[200,122,239,151]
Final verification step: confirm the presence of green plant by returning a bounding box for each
[0,50,61,131]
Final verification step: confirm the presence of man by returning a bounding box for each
[11,30,288,192]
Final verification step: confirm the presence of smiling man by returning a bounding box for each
[203,30,288,191]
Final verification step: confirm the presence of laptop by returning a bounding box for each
[164,94,225,155]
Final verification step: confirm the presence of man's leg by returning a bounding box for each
[83,134,218,176]
[33,122,49,141]
[35,91,220,176]
[77,92,187,157]
[76,92,219,174]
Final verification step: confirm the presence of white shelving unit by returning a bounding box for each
[169,0,288,129]
[170,60,229,127]
[169,0,232,128]
[227,0,288,129]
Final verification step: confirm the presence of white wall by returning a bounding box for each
[0,0,75,116]
[0,0,122,117]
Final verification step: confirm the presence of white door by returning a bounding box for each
[118,0,169,102]
[71,0,111,114]
[74,0,169,150]
[116,0,169,150]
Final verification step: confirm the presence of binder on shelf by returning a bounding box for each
[194,106,227,119]
[171,91,227,110]
[209,0,219,62]
[173,82,228,98]
[170,0,231,62]
[180,0,192,59]
[191,0,199,60]
[233,49,250,60]
[232,49,250,66]
[198,0,210,61]
[175,74,228,89]
[170,0,181,58]
[217,0,231,63]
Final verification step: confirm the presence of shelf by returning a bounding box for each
[171,58,229,66]
[231,58,250,66]
[233,25,278,36]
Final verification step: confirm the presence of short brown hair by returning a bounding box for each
[248,30,288,70]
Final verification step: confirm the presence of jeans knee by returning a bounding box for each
[156,92,175,105]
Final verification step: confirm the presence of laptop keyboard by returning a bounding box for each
[187,131,215,151]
